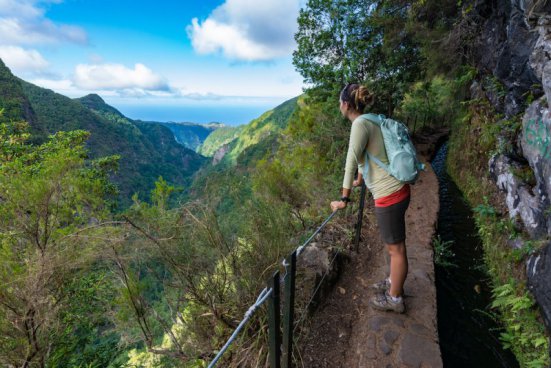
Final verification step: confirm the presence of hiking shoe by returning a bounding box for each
[371,278,390,292]
[369,291,405,313]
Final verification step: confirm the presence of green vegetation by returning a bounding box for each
[219,96,299,165]
[395,76,464,130]
[197,125,244,157]
[0,111,120,366]
[0,60,207,207]
[0,60,46,140]
[294,0,423,114]
[471,202,550,367]
[491,281,549,368]
[77,93,133,125]
[78,93,218,152]
[448,82,550,366]
[432,235,457,268]
[1,0,550,366]
[155,122,220,152]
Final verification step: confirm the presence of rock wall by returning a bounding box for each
[526,241,551,331]
[476,0,551,238]
[489,97,551,239]
[470,0,551,346]
[472,0,541,116]
[212,143,230,165]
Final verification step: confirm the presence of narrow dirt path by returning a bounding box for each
[299,159,442,368]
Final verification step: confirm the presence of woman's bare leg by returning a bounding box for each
[387,241,408,297]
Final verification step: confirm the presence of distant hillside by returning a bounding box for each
[197,125,244,157]
[77,94,220,152]
[0,60,206,206]
[152,121,220,151]
[189,95,299,206]
[190,97,299,165]
[77,93,133,125]
[219,96,299,165]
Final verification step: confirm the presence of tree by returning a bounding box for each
[0,111,119,367]
[293,0,423,114]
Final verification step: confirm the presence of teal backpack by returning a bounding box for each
[360,113,425,184]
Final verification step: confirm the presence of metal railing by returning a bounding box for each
[208,185,367,368]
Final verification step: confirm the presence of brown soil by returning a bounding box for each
[298,153,443,367]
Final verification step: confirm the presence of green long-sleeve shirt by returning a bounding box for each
[342,115,404,199]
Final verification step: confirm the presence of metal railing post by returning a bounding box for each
[268,271,281,368]
[354,184,367,252]
[282,251,297,368]
[207,210,342,367]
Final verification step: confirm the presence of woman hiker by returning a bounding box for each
[330,83,411,313]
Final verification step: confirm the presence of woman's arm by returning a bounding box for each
[331,120,369,212]
[342,120,369,190]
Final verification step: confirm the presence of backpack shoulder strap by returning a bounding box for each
[359,114,391,173]
[359,113,383,126]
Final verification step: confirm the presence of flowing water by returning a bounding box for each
[431,143,519,367]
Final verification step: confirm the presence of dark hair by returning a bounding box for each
[340,83,375,112]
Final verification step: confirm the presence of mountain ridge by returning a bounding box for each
[76,93,223,152]
[0,59,206,206]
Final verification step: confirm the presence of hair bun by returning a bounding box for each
[356,85,374,108]
[340,83,375,112]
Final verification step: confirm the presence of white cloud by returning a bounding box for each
[0,0,45,19]
[73,63,169,92]
[173,89,224,100]
[0,45,48,73]
[28,62,172,98]
[187,0,300,61]
[0,0,87,46]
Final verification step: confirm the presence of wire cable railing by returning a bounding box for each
[208,185,367,368]
[208,287,273,368]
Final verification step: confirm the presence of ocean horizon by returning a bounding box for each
[112,102,284,126]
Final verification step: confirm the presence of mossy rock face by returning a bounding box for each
[448,87,550,367]
[489,154,547,238]
[518,96,551,237]
[527,242,551,332]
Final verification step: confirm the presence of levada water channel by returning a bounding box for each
[431,143,519,367]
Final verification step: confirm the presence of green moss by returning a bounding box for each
[511,165,537,187]
[482,75,507,102]
[448,99,550,368]
[473,210,550,367]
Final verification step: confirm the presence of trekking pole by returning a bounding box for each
[354,184,367,252]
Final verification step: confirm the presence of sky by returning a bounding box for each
[0,0,305,124]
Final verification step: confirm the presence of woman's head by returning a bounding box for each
[339,83,375,117]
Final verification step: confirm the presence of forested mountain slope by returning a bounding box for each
[200,96,299,165]
[197,124,244,157]
[0,59,45,139]
[2,1,551,367]
[154,121,221,151]
[77,93,221,152]
[0,59,206,206]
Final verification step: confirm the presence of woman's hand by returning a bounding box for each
[330,200,347,212]
[352,178,363,187]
